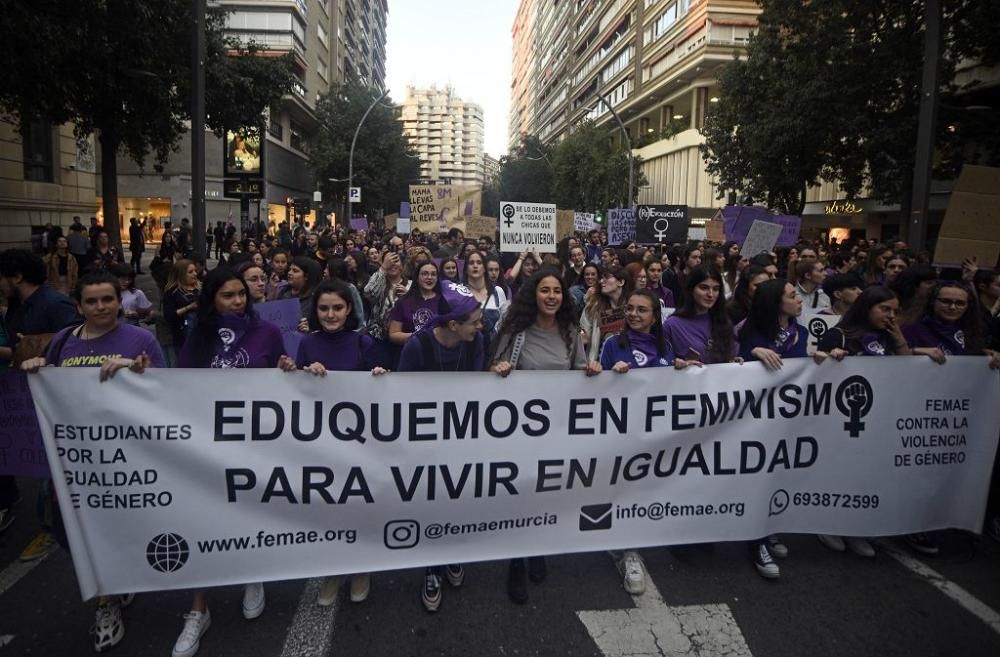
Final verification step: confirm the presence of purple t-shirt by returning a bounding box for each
[389,295,441,333]
[397,329,486,372]
[178,319,285,368]
[295,329,384,371]
[46,322,166,368]
[903,319,967,355]
[662,313,735,364]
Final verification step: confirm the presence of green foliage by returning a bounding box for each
[0,0,294,242]
[701,0,1000,215]
[550,120,646,212]
[310,81,421,218]
[498,136,554,204]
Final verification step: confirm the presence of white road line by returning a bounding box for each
[0,551,52,598]
[879,540,1000,636]
[577,554,753,657]
[278,577,339,657]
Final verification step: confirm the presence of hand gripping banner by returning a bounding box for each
[27,358,1000,599]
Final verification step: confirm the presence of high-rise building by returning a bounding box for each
[103,0,388,243]
[400,86,485,186]
[510,0,760,224]
[482,153,501,187]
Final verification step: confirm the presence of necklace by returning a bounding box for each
[433,335,465,372]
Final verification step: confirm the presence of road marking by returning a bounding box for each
[278,577,339,657]
[0,635,14,648]
[879,540,1000,636]
[577,555,753,657]
[0,551,53,598]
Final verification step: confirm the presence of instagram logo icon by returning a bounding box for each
[383,520,421,550]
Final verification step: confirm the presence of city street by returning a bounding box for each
[2,473,998,657]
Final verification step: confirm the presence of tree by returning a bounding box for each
[551,120,645,212]
[498,136,554,204]
[0,0,294,246]
[310,81,421,225]
[701,0,1000,216]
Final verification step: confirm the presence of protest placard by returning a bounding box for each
[254,298,303,358]
[705,219,726,242]
[464,215,498,239]
[408,184,482,233]
[574,212,596,232]
[499,202,557,253]
[349,217,368,231]
[556,209,575,240]
[607,208,636,245]
[0,371,48,478]
[740,220,784,256]
[635,205,689,244]
[933,165,1000,269]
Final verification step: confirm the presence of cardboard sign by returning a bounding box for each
[465,215,498,240]
[705,219,726,242]
[635,205,690,244]
[574,212,596,232]
[255,298,304,359]
[740,220,784,256]
[0,371,49,478]
[607,208,636,245]
[408,184,482,233]
[499,202,557,253]
[933,165,1000,269]
[384,213,398,231]
[556,209,575,240]
[804,313,841,356]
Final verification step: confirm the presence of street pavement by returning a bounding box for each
[2,250,999,656]
[2,472,999,657]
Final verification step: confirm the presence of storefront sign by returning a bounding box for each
[26,360,1000,599]
[825,200,864,215]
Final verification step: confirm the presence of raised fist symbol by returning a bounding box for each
[836,375,873,438]
[844,381,868,415]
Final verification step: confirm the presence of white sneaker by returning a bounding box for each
[350,574,371,602]
[242,582,265,620]
[172,609,211,657]
[767,535,789,558]
[91,602,124,652]
[845,536,875,558]
[817,534,846,552]
[317,576,341,607]
[620,551,646,595]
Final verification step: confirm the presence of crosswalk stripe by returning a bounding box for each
[0,550,52,598]
[278,577,339,657]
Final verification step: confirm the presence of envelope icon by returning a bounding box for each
[579,503,613,531]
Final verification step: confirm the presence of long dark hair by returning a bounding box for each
[617,288,668,359]
[402,260,443,304]
[463,251,497,299]
[727,265,767,324]
[186,267,258,367]
[675,266,734,362]
[308,280,360,333]
[838,285,897,339]
[290,256,322,298]
[494,268,578,353]
[738,279,789,344]
[920,281,984,354]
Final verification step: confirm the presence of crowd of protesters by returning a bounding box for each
[1,216,999,656]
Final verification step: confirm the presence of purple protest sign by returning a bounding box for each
[0,370,50,478]
[723,206,801,247]
[400,202,411,219]
[350,217,369,231]
[255,298,304,358]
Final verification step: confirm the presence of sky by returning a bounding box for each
[385,0,518,158]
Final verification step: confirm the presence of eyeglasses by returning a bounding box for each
[935,298,968,308]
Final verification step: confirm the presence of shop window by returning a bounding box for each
[22,119,53,182]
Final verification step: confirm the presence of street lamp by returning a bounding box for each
[347,87,390,223]
[595,91,635,210]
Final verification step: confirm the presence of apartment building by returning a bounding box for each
[106,0,387,241]
[400,86,486,186]
[510,0,760,222]
[483,153,501,187]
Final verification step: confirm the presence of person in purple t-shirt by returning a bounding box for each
[277,279,385,607]
[903,281,995,365]
[20,271,161,653]
[173,267,287,657]
[662,267,738,366]
[388,261,443,347]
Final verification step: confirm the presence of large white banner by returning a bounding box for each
[28,359,1000,599]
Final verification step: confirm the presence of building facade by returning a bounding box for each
[400,86,486,186]
[110,0,387,241]
[482,153,501,187]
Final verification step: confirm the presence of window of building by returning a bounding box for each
[290,120,306,151]
[21,119,53,182]
[317,57,329,81]
[317,23,328,47]
[268,118,284,141]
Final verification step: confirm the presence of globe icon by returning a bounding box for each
[146,533,190,573]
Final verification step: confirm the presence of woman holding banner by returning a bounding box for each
[490,269,601,604]
[173,268,286,657]
[21,271,163,653]
[278,279,387,607]
[737,279,808,578]
[663,267,739,367]
[397,282,487,611]
[812,285,912,559]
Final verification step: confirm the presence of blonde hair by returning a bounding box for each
[165,259,197,292]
